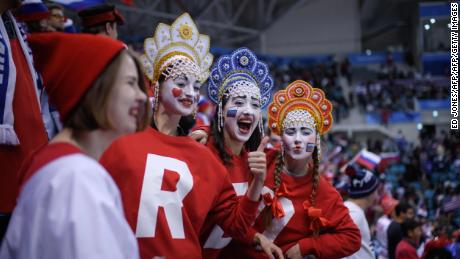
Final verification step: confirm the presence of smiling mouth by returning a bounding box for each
[179,99,193,107]
[237,118,253,134]
[129,107,139,117]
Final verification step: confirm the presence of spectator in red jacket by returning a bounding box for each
[395,219,423,259]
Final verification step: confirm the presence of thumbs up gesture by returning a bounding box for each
[246,136,269,201]
[248,136,269,183]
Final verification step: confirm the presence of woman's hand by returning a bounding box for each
[254,232,284,259]
[246,137,268,201]
[285,244,302,259]
[248,136,268,183]
[189,129,208,144]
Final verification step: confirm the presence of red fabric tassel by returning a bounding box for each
[303,200,330,233]
[263,183,291,219]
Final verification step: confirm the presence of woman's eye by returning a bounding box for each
[128,81,136,86]
[285,129,295,135]
[174,79,186,86]
[302,130,311,136]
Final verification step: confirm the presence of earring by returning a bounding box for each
[218,102,223,132]
[316,134,321,159]
[153,82,160,114]
[259,118,264,137]
[193,109,197,120]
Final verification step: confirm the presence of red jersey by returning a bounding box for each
[200,138,253,259]
[220,149,361,258]
[100,127,259,259]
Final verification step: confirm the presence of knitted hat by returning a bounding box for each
[345,164,379,199]
[78,4,125,28]
[28,32,125,121]
[14,0,50,22]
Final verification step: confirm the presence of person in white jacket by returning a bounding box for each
[0,32,149,259]
[343,165,380,259]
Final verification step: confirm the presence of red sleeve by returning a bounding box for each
[208,171,259,245]
[297,190,361,258]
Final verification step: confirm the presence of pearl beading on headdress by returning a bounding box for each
[161,58,202,82]
[282,110,316,131]
[224,81,261,105]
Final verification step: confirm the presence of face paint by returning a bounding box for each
[172,87,183,98]
[160,74,200,116]
[282,125,317,160]
[306,143,315,152]
[223,83,261,143]
[226,107,238,117]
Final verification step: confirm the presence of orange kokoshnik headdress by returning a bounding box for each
[268,80,333,157]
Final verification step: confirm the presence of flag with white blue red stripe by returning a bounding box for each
[50,0,106,11]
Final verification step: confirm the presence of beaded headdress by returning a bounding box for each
[268,80,333,156]
[141,13,213,84]
[207,47,274,132]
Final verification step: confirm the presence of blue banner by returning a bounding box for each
[366,112,421,124]
[419,2,451,18]
[347,52,404,66]
[419,99,450,110]
[422,53,449,76]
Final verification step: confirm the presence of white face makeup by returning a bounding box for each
[159,74,201,116]
[223,83,261,143]
[281,111,317,160]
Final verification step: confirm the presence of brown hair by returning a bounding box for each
[64,50,150,131]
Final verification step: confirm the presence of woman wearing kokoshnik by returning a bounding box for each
[219,80,361,259]
[99,13,267,259]
[200,47,283,258]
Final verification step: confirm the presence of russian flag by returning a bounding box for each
[14,0,50,22]
[378,152,400,172]
[355,149,381,170]
[49,0,106,11]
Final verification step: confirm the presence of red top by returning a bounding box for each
[100,127,259,259]
[396,239,420,259]
[0,39,48,213]
[200,137,253,259]
[220,149,361,258]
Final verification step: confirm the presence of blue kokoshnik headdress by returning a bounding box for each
[207,47,274,132]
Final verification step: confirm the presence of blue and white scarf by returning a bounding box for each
[0,11,58,145]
